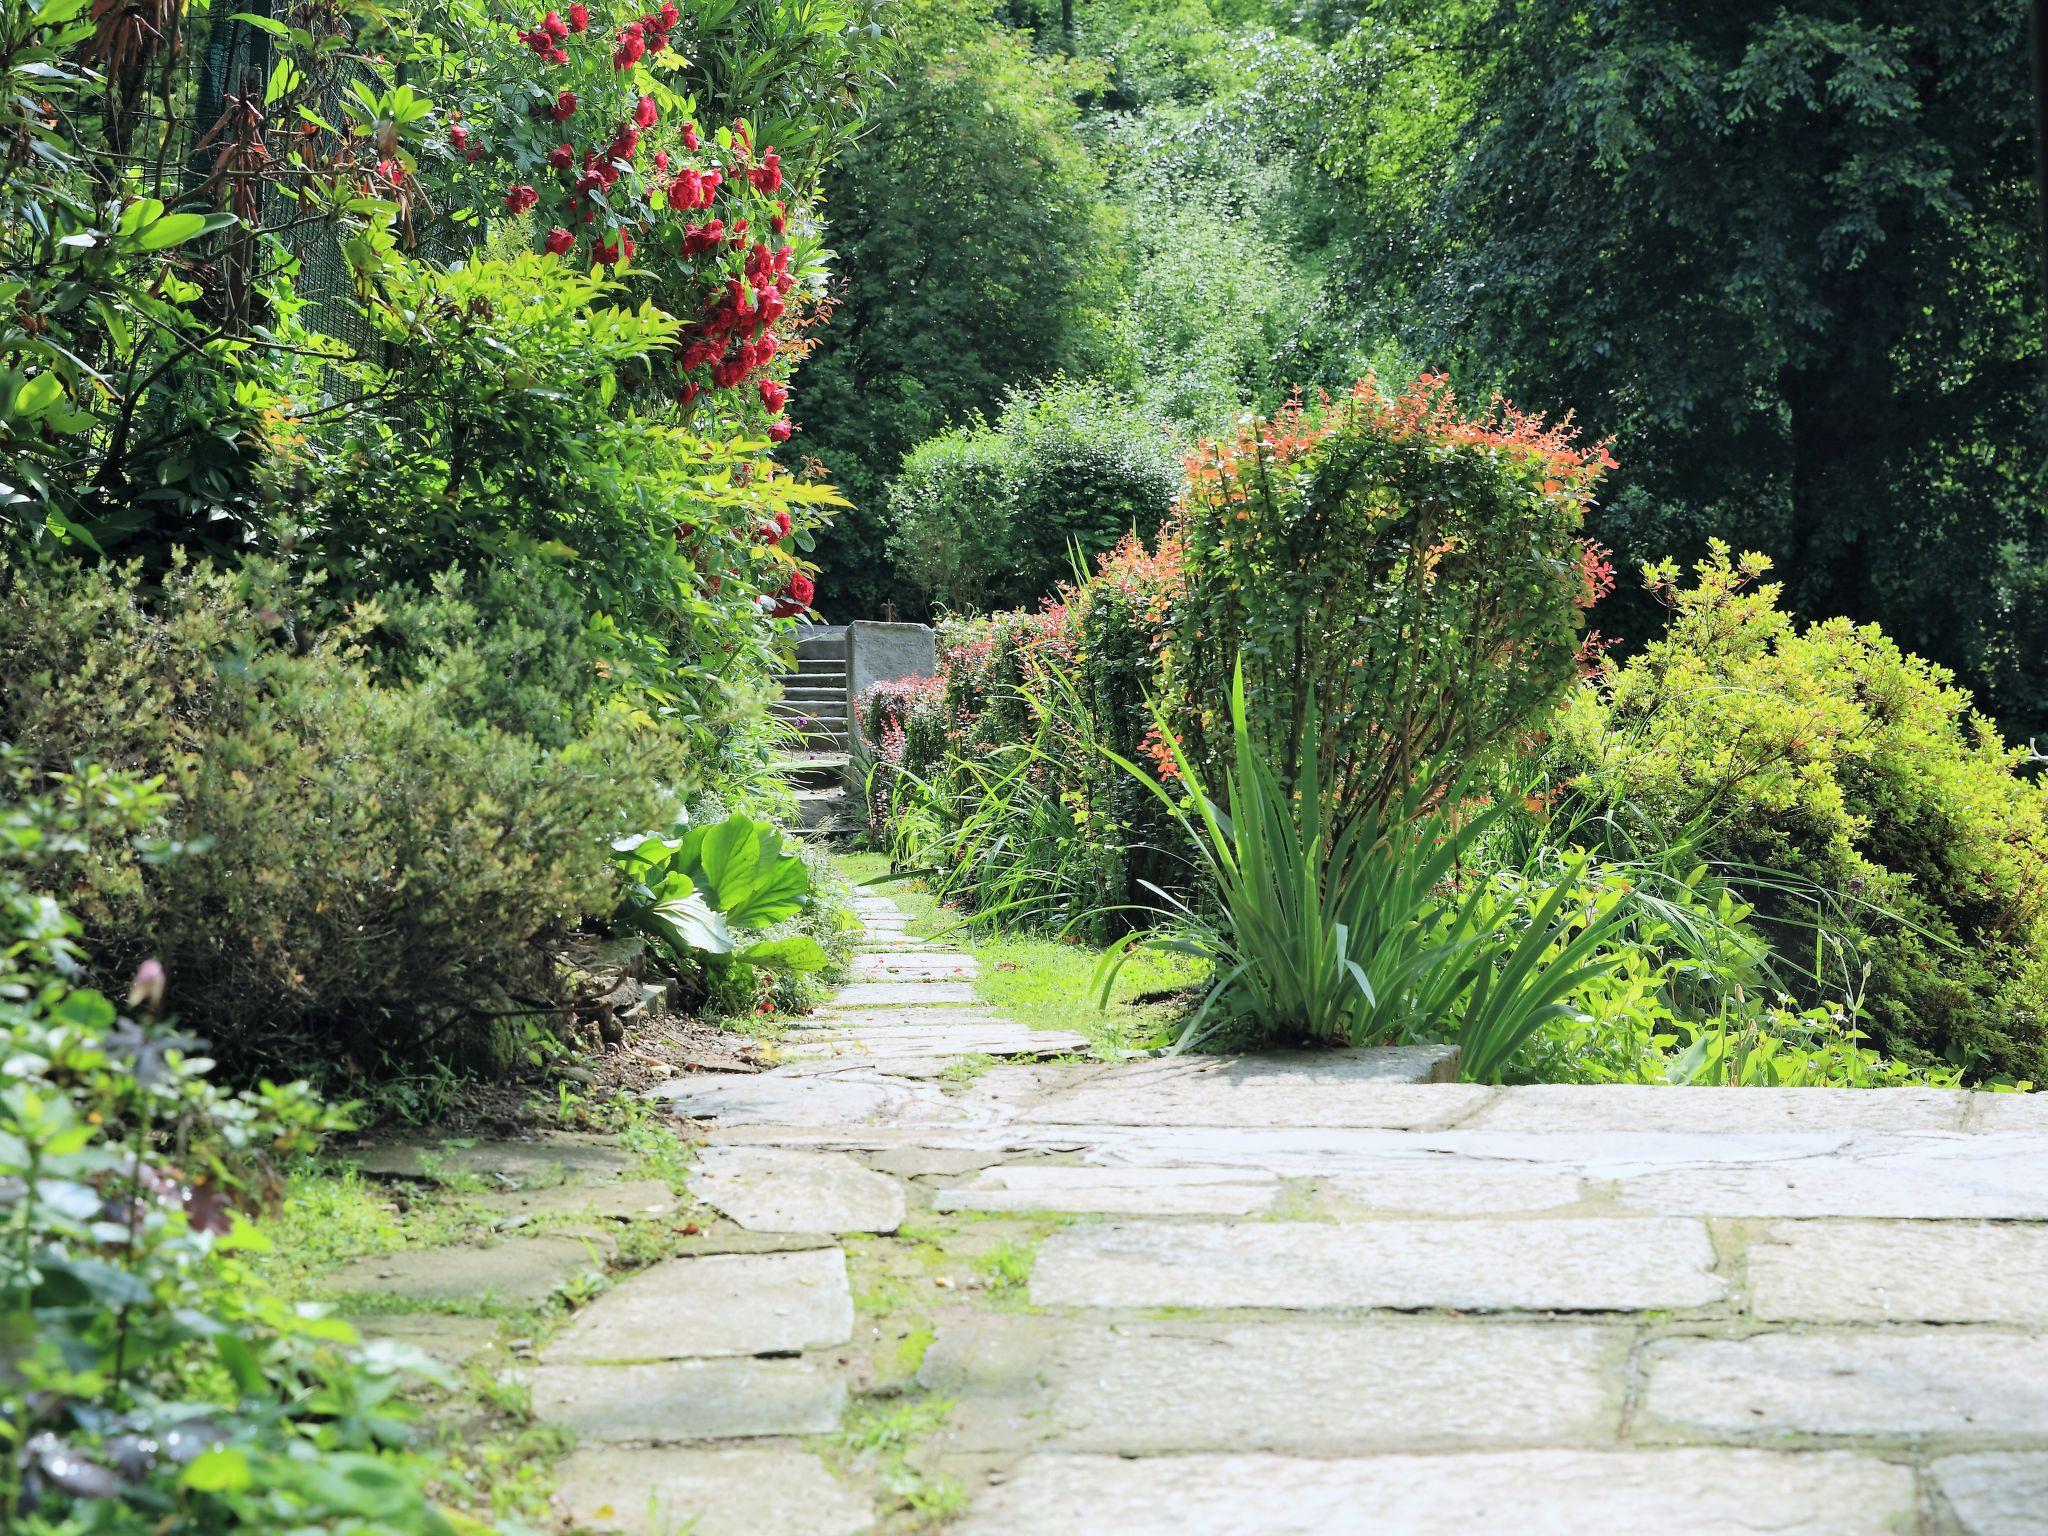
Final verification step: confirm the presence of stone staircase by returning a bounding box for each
[772,626,852,836]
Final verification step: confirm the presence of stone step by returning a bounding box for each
[780,686,846,704]
[794,788,846,833]
[774,751,849,790]
[794,628,847,662]
[772,699,848,721]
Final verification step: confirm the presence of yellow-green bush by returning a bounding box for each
[1551,544,2048,1082]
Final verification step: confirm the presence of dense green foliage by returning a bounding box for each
[795,0,1125,614]
[889,380,1180,612]
[1549,546,2048,1083]
[1324,0,2048,737]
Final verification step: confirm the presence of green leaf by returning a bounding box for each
[737,935,829,973]
[181,1445,253,1493]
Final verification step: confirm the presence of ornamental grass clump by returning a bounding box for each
[1099,668,1624,1076]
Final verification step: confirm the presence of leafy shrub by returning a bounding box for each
[612,810,830,976]
[888,380,1181,613]
[0,765,470,1535]
[1162,375,1614,808]
[0,555,687,1083]
[1549,544,2048,1082]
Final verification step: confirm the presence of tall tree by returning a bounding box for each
[792,0,1122,618]
[1334,0,2047,733]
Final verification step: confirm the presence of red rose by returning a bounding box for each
[449,124,469,151]
[769,421,793,443]
[660,2,680,25]
[749,148,782,193]
[505,183,539,214]
[653,149,669,171]
[593,235,620,265]
[568,1,588,28]
[681,121,700,151]
[552,90,578,122]
[635,95,659,129]
[544,227,575,255]
[759,378,788,413]
[541,10,569,39]
[678,381,701,408]
[547,45,567,63]
[548,142,574,170]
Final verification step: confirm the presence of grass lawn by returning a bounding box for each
[834,850,1205,1054]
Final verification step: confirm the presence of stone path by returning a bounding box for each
[535,892,2048,1533]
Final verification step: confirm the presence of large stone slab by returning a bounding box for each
[1320,1165,1585,1215]
[1963,1092,2048,1131]
[1748,1220,2048,1323]
[933,1165,1283,1216]
[649,1068,979,1131]
[542,1249,853,1362]
[354,1133,637,1186]
[346,1313,506,1369]
[466,1178,678,1224]
[1079,1127,1838,1177]
[554,1446,872,1536]
[799,1019,1092,1062]
[1031,1218,1724,1313]
[1931,1452,2048,1536]
[846,952,979,979]
[691,1146,904,1234]
[1611,1133,2048,1219]
[529,1357,846,1441]
[1466,1084,1968,1134]
[950,1450,1918,1536]
[831,980,980,1007]
[922,1317,1623,1453]
[1640,1330,2048,1437]
[321,1236,603,1308]
[1017,1054,1484,1130]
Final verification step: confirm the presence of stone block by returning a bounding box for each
[542,1249,853,1363]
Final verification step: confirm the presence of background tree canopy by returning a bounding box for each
[802,0,2048,740]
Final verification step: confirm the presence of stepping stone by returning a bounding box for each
[934,1165,1282,1216]
[1931,1452,2048,1536]
[529,1357,845,1441]
[831,980,980,1007]
[1466,1084,1968,1134]
[354,1133,637,1186]
[555,1446,872,1536]
[1321,1164,1584,1215]
[1015,1052,1477,1130]
[802,1021,1092,1063]
[650,1067,975,1130]
[857,933,944,950]
[467,1178,678,1224]
[1031,1218,1725,1313]
[1610,1133,2048,1218]
[1748,1219,2048,1323]
[847,951,979,979]
[1640,1330,2048,1437]
[542,1249,853,1362]
[923,1316,1623,1453]
[321,1235,604,1308]
[691,1146,904,1233]
[950,1449,1917,1536]
[346,1313,505,1369]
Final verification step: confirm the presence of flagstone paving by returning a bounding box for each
[394,890,2048,1534]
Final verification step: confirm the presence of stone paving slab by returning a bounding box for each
[542,1248,853,1362]
[354,1133,637,1186]
[529,1357,846,1441]
[1962,1093,2048,1131]
[846,951,979,979]
[1930,1452,2048,1536]
[346,1313,505,1369]
[1610,1134,2048,1219]
[950,1449,1919,1536]
[650,1067,985,1130]
[830,980,981,1007]
[795,1020,1093,1062]
[1748,1220,2048,1323]
[691,1145,904,1233]
[554,1446,873,1536]
[933,1164,1284,1216]
[321,1235,604,1307]
[1639,1330,2048,1438]
[1464,1083,1971,1133]
[921,1316,1624,1454]
[1032,1217,1725,1313]
[465,1177,678,1224]
[1319,1164,1586,1214]
[1016,1054,1483,1130]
